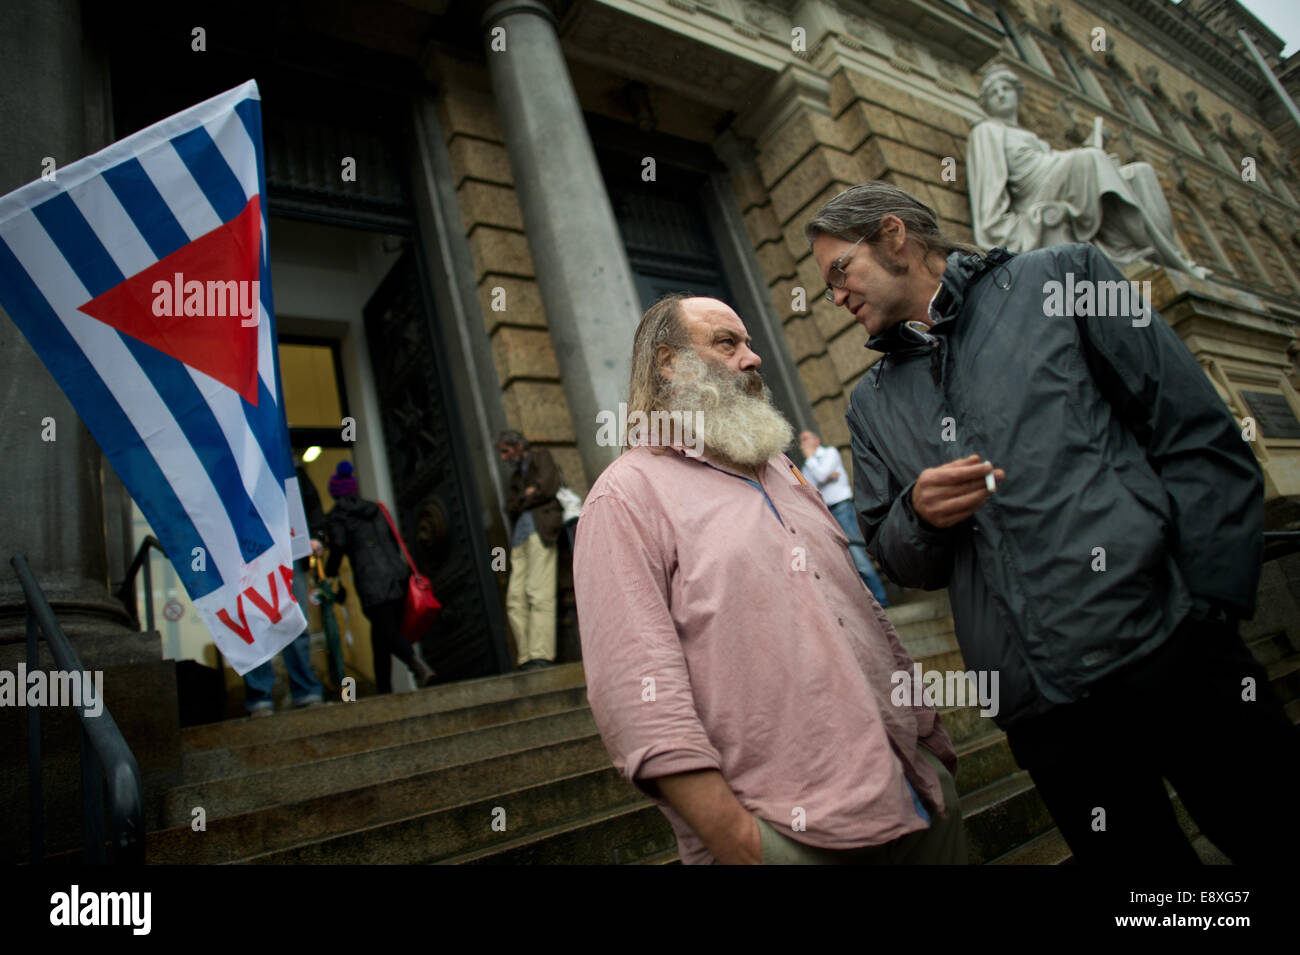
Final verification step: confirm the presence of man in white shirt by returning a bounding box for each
[799,430,890,607]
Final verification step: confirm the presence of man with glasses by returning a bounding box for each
[806,180,1296,864]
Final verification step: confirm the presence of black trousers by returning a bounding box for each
[364,598,415,694]
[1004,612,1300,864]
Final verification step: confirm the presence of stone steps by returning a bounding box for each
[161,706,598,826]
[442,802,674,865]
[147,734,612,864]
[137,590,1299,865]
[241,765,648,865]
[958,770,1056,866]
[181,685,590,782]
[179,662,588,750]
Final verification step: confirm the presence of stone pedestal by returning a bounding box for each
[1136,263,1300,527]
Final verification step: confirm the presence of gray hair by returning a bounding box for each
[627,292,695,445]
[495,429,528,450]
[803,181,982,261]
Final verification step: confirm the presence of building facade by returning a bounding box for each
[3,0,1299,732]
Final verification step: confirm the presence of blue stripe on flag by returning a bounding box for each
[234,96,294,488]
[31,193,123,297]
[234,99,267,229]
[101,158,191,260]
[170,126,248,223]
[242,373,292,484]
[117,334,276,565]
[31,189,278,570]
[0,235,222,598]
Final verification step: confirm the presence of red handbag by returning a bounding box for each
[378,502,442,643]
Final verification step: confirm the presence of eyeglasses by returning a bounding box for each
[823,235,868,303]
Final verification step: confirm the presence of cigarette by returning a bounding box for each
[984,463,997,493]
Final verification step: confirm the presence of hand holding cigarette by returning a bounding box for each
[911,454,1006,529]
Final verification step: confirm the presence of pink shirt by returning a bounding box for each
[573,444,958,864]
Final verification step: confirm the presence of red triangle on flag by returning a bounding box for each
[78,195,263,405]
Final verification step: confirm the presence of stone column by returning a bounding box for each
[481,0,643,479]
[0,0,133,643]
[0,0,178,866]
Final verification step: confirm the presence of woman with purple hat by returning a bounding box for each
[324,461,436,692]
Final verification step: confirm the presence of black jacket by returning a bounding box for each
[848,244,1263,727]
[324,495,409,612]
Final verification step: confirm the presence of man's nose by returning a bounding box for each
[739,344,761,371]
[833,285,852,309]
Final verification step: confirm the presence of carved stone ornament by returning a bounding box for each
[743,1,780,33]
[1044,4,1065,36]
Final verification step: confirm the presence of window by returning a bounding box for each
[1075,61,1111,107]
[1121,87,1163,135]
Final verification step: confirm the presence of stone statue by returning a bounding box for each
[966,66,1208,277]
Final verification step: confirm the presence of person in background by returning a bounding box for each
[241,458,325,716]
[324,461,436,693]
[799,429,890,607]
[497,429,563,671]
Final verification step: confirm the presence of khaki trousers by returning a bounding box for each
[750,748,967,865]
[506,532,557,665]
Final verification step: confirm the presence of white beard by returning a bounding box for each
[662,349,794,469]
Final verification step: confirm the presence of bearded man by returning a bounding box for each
[572,292,966,865]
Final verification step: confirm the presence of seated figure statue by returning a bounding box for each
[967,66,1208,278]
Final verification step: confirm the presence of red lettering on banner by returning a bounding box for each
[213,564,297,646]
[242,571,283,624]
[216,595,255,645]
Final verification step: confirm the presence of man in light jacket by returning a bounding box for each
[799,429,890,606]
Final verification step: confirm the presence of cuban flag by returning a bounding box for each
[0,80,309,675]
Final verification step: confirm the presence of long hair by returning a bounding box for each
[803,181,982,262]
[626,292,693,448]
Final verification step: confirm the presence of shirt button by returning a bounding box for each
[814,572,821,579]
[837,617,844,627]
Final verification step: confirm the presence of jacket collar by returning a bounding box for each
[865,247,1015,355]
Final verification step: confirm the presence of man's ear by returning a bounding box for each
[655,343,676,379]
[881,214,907,255]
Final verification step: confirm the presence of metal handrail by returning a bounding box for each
[115,535,166,632]
[11,554,145,865]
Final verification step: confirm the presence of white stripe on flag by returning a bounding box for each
[135,142,224,240]
[66,174,156,278]
[2,211,248,584]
